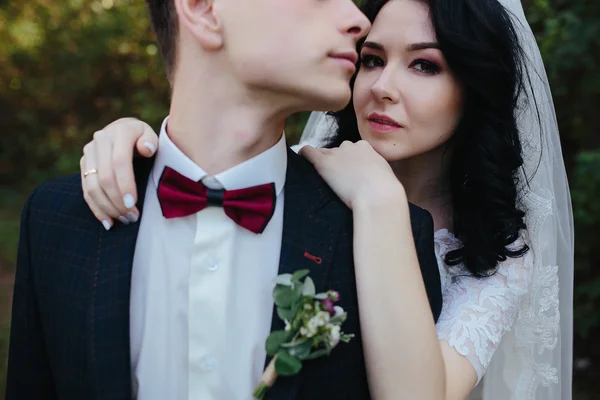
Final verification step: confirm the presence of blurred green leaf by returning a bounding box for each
[274,350,302,376]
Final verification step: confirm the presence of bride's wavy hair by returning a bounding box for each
[328,0,530,277]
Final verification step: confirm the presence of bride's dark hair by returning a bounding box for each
[328,0,529,277]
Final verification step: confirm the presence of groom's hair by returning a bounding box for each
[146,0,179,81]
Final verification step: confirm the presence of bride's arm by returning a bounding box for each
[355,195,532,399]
[301,141,449,398]
[301,141,532,400]
[352,189,447,399]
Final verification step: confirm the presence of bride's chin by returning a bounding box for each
[366,140,408,162]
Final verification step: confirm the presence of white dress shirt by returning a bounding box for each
[130,117,287,400]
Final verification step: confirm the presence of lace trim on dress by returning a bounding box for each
[434,229,534,383]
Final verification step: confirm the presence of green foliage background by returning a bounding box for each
[0,0,598,397]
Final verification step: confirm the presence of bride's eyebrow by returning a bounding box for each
[406,42,440,51]
[362,41,440,52]
[361,41,384,51]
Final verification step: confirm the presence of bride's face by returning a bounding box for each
[352,0,463,162]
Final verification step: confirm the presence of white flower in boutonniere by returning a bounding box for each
[252,270,354,399]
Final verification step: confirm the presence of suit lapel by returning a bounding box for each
[264,149,343,399]
[90,157,155,400]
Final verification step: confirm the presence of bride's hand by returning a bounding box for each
[300,140,405,210]
[80,118,158,230]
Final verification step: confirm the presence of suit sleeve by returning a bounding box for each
[6,190,57,399]
[409,204,443,322]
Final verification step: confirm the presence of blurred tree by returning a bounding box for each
[0,0,170,187]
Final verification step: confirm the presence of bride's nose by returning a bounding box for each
[370,70,400,104]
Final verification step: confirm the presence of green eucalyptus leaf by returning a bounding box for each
[292,281,305,304]
[277,306,297,322]
[273,273,293,287]
[281,337,309,348]
[285,339,314,360]
[302,276,316,297]
[265,330,291,356]
[330,312,347,325]
[273,285,295,308]
[305,348,330,360]
[314,293,328,300]
[274,350,303,376]
[291,269,310,283]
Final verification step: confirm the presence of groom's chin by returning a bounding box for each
[298,87,352,113]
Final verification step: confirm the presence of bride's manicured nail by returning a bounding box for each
[144,141,156,155]
[127,212,139,223]
[118,216,130,225]
[102,220,112,231]
[124,194,135,209]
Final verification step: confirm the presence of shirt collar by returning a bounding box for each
[152,116,287,195]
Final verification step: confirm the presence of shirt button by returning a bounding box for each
[205,258,218,271]
[200,355,217,371]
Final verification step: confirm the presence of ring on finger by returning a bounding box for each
[83,168,98,178]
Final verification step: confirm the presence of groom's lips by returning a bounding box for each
[329,51,359,73]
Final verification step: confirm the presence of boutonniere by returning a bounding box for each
[252,269,354,399]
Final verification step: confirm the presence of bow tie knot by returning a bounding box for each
[205,188,225,206]
[157,166,276,234]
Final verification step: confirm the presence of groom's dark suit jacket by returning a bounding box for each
[6,148,442,400]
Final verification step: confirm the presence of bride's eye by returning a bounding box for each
[360,54,384,69]
[410,59,441,75]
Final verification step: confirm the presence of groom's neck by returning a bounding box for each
[167,64,290,176]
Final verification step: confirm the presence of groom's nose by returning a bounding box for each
[340,0,371,42]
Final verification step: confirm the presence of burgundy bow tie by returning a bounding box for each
[157,166,276,234]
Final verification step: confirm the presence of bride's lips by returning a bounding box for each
[367,113,404,133]
[329,51,358,73]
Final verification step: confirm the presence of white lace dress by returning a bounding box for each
[434,229,534,383]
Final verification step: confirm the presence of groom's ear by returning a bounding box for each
[174,0,224,50]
